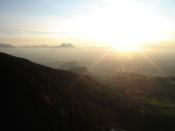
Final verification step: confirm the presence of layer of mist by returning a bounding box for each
[1,47,175,78]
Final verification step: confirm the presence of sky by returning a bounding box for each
[0,0,175,47]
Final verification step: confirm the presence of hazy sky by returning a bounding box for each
[0,0,175,47]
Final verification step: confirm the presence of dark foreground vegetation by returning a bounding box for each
[1,52,175,131]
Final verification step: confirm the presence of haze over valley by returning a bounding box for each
[1,45,175,78]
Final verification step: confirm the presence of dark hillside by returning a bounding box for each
[0,52,116,131]
[0,53,121,131]
[1,52,175,131]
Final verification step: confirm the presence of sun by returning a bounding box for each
[110,42,140,52]
[111,44,138,52]
[106,33,145,52]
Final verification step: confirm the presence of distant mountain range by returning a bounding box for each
[0,43,15,48]
[22,43,75,48]
[55,43,75,48]
[24,45,51,48]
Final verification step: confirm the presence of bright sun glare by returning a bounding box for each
[57,0,173,51]
[110,42,140,52]
[94,0,173,51]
